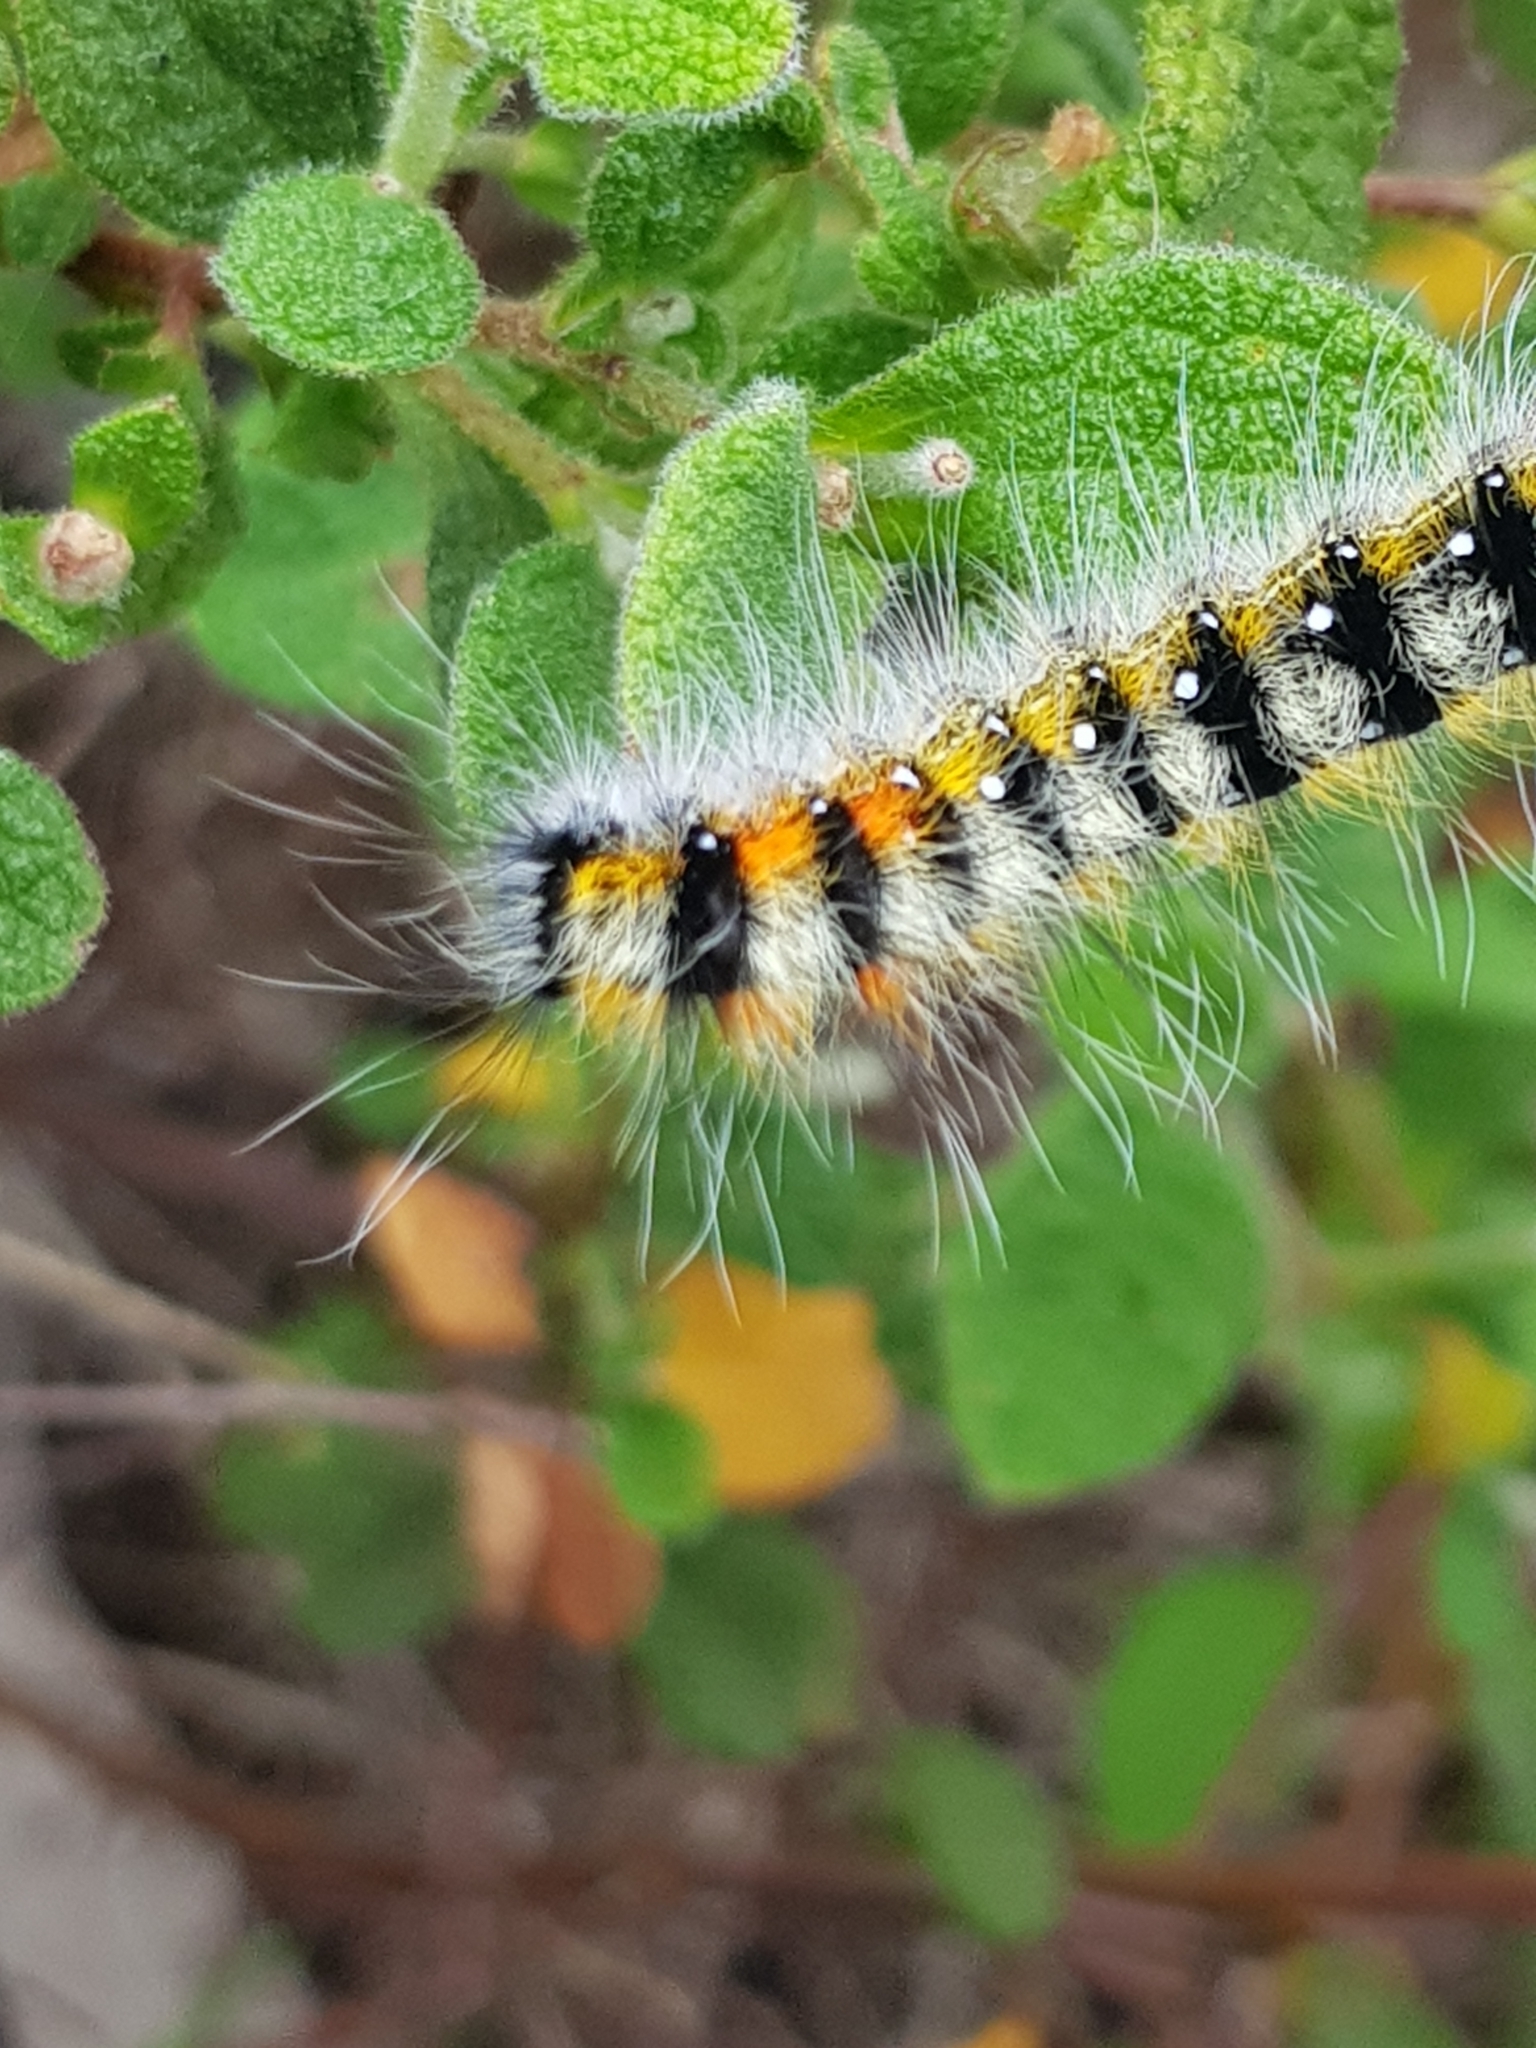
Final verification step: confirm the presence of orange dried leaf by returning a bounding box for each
[1410,1318,1535,1477]
[358,1157,541,1352]
[532,1450,661,1649]
[654,1260,896,1509]
[459,1434,549,1623]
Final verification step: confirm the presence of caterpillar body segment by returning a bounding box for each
[461,447,1536,1100]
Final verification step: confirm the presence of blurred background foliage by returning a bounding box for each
[2,0,1536,2043]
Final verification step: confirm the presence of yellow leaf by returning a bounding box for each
[459,1434,548,1622]
[434,1027,554,1120]
[1410,1318,1535,1477]
[1368,224,1514,337]
[947,2020,1043,2048]
[358,1157,541,1352]
[653,1260,897,1509]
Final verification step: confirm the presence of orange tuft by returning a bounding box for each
[735,806,818,889]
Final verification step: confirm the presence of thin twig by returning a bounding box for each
[1364,171,1490,222]
[0,1378,569,1447]
[476,299,714,439]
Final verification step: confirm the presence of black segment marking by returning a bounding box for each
[525,826,602,998]
[1310,536,1442,741]
[927,794,975,884]
[1081,676,1184,835]
[1472,466,1536,663]
[1179,608,1301,805]
[669,826,747,999]
[994,739,1075,869]
[812,800,882,966]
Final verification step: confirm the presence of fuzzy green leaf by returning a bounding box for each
[0,27,16,119]
[187,396,428,715]
[18,0,383,241]
[617,379,831,730]
[1091,1562,1317,1847]
[1199,0,1402,268]
[0,165,96,270]
[216,172,482,378]
[851,0,1015,151]
[752,311,924,398]
[1471,0,1536,89]
[451,538,619,822]
[426,438,549,656]
[816,248,1455,588]
[942,1094,1264,1500]
[635,1518,858,1759]
[528,0,801,119]
[0,272,87,397]
[824,26,978,322]
[997,0,1144,126]
[0,750,104,1015]
[585,107,812,285]
[71,397,203,551]
[0,515,119,659]
[884,1728,1066,1942]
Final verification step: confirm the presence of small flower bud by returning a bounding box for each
[815,459,857,532]
[36,511,133,607]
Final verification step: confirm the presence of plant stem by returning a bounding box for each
[1331,1222,1536,1300]
[412,362,638,529]
[476,299,715,441]
[1364,171,1489,221]
[379,2,486,203]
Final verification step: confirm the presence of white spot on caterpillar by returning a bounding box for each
[1305,601,1335,634]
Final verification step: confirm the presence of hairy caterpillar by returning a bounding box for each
[435,250,1536,1240]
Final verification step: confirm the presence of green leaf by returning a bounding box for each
[851,0,1015,151]
[942,1093,1264,1500]
[816,247,1455,588]
[996,0,1144,126]
[1470,0,1536,90]
[617,379,839,731]
[602,1398,716,1535]
[1287,1944,1467,2048]
[585,116,804,285]
[0,24,16,119]
[823,26,978,322]
[1090,1561,1316,1847]
[18,0,383,241]
[268,374,396,484]
[187,396,430,715]
[634,1517,858,1759]
[426,437,549,657]
[70,396,202,551]
[528,0,802,119]
[214,1299,466,1656]
[1059,0,1400,269]
[751,310,922,398]
[451,538,619,821]
[0,165,96,270]
[0,750,104,1014]
[883,1727,1066,1942]
[1198,0,1402,269]
[1432,1478,1536,1851]
[0,271,90,398]
[216,172,482,378]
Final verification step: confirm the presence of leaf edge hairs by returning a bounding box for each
[438,247,1536,1253]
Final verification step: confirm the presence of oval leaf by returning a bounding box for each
[216,172,482,377]
[529,0,802,119]
[0,750,104,1015]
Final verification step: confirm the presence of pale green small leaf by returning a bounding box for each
[603,1398,716,1536]
[851,0,1014,151]
[1091,1561,1316,1847]
[942,1093,1264,1500]
[187,397,429,716]
[529,0,801,119]
[451,538,619,821]
[216,172,482,377]
[635,1518,858,1759]
[884,1727,1066,1942]
[0,165,96,271]
[0,750,104,1015]
[71,397,203,551]
[17,0,383,241]
[816,248,1454,587]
